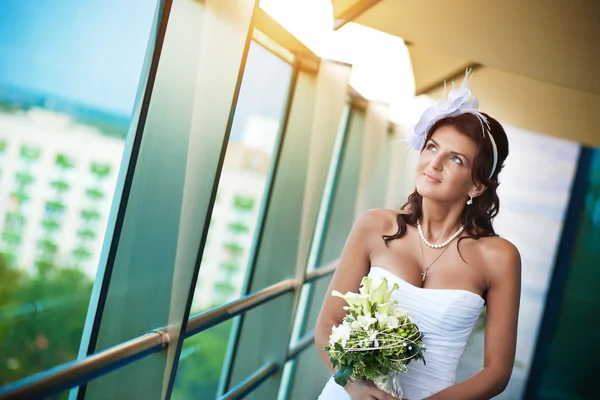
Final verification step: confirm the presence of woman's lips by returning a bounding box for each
[424,173,441,183]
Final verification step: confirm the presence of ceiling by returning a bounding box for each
[332,0,600,146]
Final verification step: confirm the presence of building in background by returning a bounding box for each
[0,107,124,276]
[0,102,279,312]
[191,115,280,311]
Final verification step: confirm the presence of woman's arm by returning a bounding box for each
[425,238,522,400]
[314,210,381,372]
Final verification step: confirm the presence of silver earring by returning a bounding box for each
[467,193,474,206]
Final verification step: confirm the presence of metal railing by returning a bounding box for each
[219,362,279,400]
[286,330,315,361]
[0,331,168,400]
[185,277,298,338]
[0,264,336,400]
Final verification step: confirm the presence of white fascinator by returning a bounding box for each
[406,69,498,179]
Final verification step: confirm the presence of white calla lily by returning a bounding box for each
[332,290,371,314]
[359,276,372,295]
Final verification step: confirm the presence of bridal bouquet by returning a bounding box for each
[324,276,426,398]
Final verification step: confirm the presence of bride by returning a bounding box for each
[315,70,521,400]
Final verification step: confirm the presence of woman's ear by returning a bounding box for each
[471,184,487,198]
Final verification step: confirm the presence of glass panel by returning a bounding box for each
[285,108,365,399]
[189,41,292,313]
[83,2,257,399]
[226,61,351,399]
[287,343,331,400]
[171,40,292,400]
[0,0,158,389]
[170,320,234,399]
[317,108,365,269]
[534,148,600,400]
[455,125,580,399]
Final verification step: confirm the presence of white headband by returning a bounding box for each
[407,69,498,179]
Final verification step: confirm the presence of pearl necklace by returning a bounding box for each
[417,220,464,249]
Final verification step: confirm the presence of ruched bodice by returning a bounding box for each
[319,267,485,400]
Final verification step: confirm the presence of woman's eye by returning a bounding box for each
[451,155,463,165]
[426,143,436,151]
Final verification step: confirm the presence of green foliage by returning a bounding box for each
[38,239,58,254]
[85,188,104,201]
[55,154,75,169]
[227,221,249,234]
[0,255,237,400]
[50,180,70,193]
[77,229,96,240]
[2,231,22,245]
[42,219,61,232]
[19,146,41,161]
[15,172,34,186]
[80,209,101,221]
[73,247,92,260]
[232,195,255,212]
[10,191,30,204]
[171,319,233,399]
[0,254,93,399]
[90,163,111,178]
[214,281,236,295]
[220,262,239,274]
[5,212,26,228]
[223,242,244,256]
[326,277,426,388]
[46,200,65,213]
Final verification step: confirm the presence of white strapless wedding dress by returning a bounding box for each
[318,267,485,400]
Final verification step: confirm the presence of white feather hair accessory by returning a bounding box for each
[406,69,498,179]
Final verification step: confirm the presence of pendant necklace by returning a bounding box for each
[417,221,462,283]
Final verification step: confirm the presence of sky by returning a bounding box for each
[0,0,158,116]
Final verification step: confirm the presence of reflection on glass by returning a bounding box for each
[0,0,157,390]
[171,40,293,399]
[536,149,600,399]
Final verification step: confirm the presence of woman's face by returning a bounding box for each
[416,124,479,203]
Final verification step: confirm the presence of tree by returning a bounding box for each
[90,163,111,179]
[171,319,234,399]
[55,154,75,170]
[0,253,94,399]
[0,255,238,400]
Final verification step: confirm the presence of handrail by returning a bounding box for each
[0,331,168,400]
[218,362,279,400]
[185,278,298,338]
[305,262,337,283]
[0,268,333,399]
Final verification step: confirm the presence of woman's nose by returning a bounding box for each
[429,154,443,171]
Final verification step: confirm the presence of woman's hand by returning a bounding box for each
[345,379,397,400]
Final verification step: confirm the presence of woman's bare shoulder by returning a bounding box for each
[479,236,520,261]
[476,236,521,283]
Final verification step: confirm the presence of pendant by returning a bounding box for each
[421,271,427,282]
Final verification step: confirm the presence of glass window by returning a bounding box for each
[171,40,293,399]
[532,148,600,399]
[0,0,158,390]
